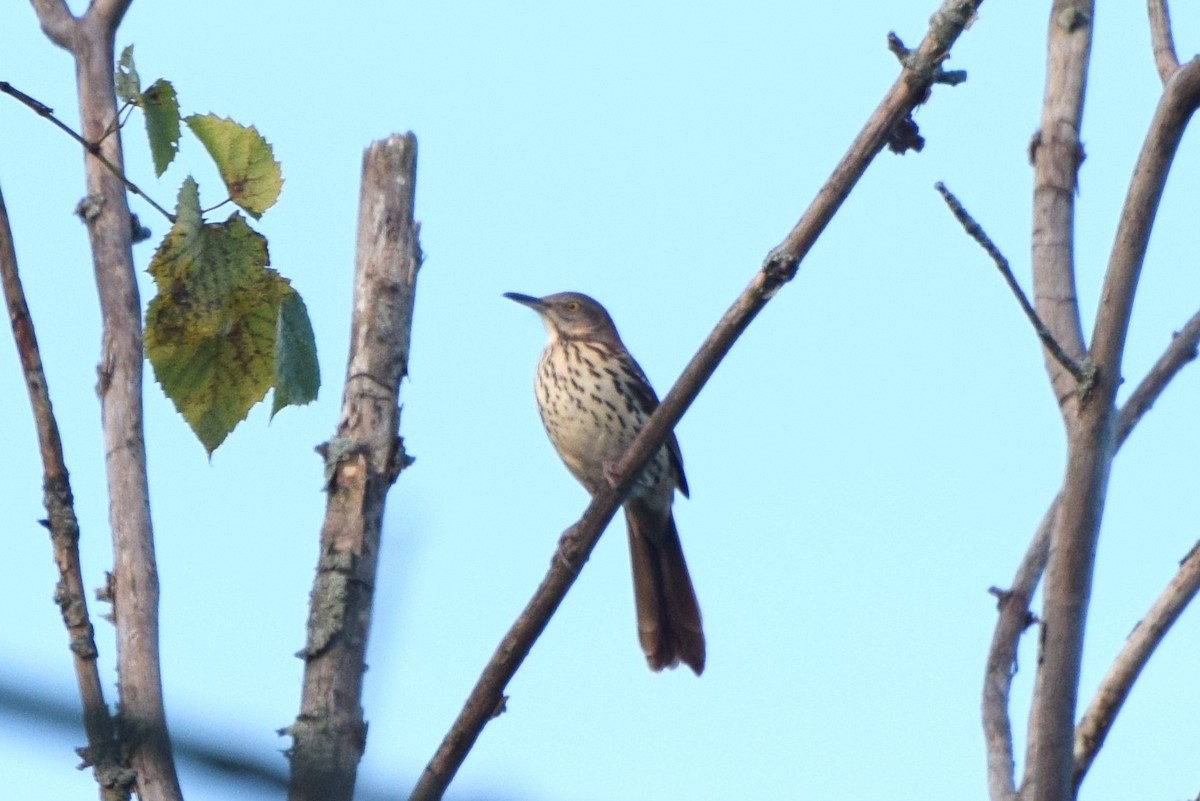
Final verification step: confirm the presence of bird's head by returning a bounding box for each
[504,291,621,345]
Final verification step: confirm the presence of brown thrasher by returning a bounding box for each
[505,291,705,675]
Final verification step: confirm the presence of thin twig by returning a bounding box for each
[1072,541,1200,789]
[1117,310,1200,446]
[0,186,131,799]
[0,81,174,221]
[408,2,986,798]
[1148,0,1180,84]
[935,181,1094,388]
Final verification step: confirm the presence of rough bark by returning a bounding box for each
[286,133,421,801]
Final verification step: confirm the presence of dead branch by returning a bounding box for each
[285,134,421,801]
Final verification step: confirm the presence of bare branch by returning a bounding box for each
[1090,60,1200,383]
[30,12,185,799]
[0,82,174,221]
[1148,0,1180,84]
[286,134,421,801]
[408,2,986,798]
[1022,5,1104,801]
[1073,542,1200,789]
[30,0,76,49]
[0,186,133,800]
[983,500,1056,801]
[985,309,1200,800]
[1117,310,1200,447]
[934,182,1093,388]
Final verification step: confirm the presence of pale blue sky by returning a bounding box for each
[3,3,1200,800]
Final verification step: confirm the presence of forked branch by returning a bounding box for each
[984,311,1200,800]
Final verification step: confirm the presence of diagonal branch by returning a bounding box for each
[934,182,1093,388]
[408,2,987,799]
[0,82,174,221]
[0,186,132,800]
[1090,59,1200,385]
[1147,0,1180,84]
[1116,310,1200,446]
[1072,541,1200,790]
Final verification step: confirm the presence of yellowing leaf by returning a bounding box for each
[145,177,292,453]
[185,114,283,219]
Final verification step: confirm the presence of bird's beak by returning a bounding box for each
[503,292,543,310]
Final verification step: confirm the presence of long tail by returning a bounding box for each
[625,500,705,675]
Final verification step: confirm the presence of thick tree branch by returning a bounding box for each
[1147,0,1180,84]
[30,3,183,799]
[408,2,986,799]
[1072,542,1200,790]
[1023,4,1100,801]
[1,187,132,800]
[286,134,421,801]
[1029,3,1092,407]
[934,182,1092,387]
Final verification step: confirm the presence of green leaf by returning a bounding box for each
[142,79,181,176]
[115,45,140,105]
[184,114,283,219]
[144,177,292,453]
[272,291,320,417]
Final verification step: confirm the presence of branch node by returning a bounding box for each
[887,116,925,154]
[886,31,911,63]
[1055,6,1091,33]
[760,248,799,298]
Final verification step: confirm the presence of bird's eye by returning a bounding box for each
[565,301,580,313]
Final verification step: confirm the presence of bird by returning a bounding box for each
[504,291,705,675]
